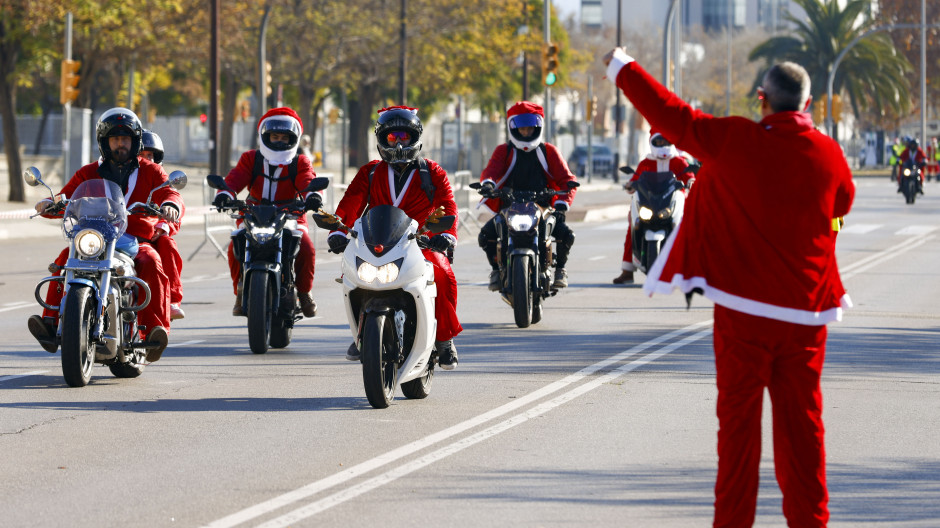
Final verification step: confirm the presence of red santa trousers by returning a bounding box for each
[422,248,462,342]
[226,232,316,295]
[43,244,171,331]
[152,235,183,305]
[712,305,828,528]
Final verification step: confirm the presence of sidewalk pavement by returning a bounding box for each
[0,164,630,241]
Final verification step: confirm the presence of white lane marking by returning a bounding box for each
[841,234,935,279]
[257,328,715,528]
[894,225,936,236]
[0,370,48,383]
[588,255,606,261]
[0,302,34,313]
[840,223,881,234]
[168,340,205,348]
[202,320,714,528]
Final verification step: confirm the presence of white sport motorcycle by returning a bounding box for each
[313,205,455,409]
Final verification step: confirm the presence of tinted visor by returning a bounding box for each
[508,113,542,129]
[651,135,671,147]
[261,118,300,136]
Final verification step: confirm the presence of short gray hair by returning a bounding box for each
[761,62,811,113]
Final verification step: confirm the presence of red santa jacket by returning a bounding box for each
[478,143,578,214]
[216,150,319,229]
[633,156,693,186]
[331,159,458,240]
[899,147,927,167]
[45,158,182,241]
[609,57,855,325]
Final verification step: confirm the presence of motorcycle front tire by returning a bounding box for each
[61,284,96,387]
[247,270,274,354]
[401,362,433,400]
[644,240,660,273]
[361,312,399,409]
[512,255,533,328]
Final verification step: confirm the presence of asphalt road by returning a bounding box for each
[0,177,938,527]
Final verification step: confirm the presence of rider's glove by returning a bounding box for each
[34,200,55,215]
[161,205,180,223]
[304,193,323,212]
[212,193,232,211]
[327,233,349,254]
[428,234,454,253]
[553,202,569,212]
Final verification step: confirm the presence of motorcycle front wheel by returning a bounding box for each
[247,270,274,354]
[643,240,661,273]
[61,285,96,387]
[512,255,533,328]
[361,312,398,409]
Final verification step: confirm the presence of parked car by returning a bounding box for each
[568,144,614,177]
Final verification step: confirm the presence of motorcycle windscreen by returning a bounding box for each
[63,179,128,236]
[360,204,412,256]
[635,171,678,210]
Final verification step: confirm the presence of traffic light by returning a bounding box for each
[831,94,843,124]
[264,61,273,97]
[542,42,559,86]
[586,96,597,122]
[60,59,81,105]
[812,94,827,125]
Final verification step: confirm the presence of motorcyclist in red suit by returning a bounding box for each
[140,129,186,321]
[27,108,180,362]
[477,101,578,290]
[898,137,927,194]
[212,107,323,318]
[327,106,462,370]
[613,131,693,284]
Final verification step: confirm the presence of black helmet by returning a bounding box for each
[96,107,143,162]
[374,106,423,170]
[141,129,165,165]
[908,138,919,149]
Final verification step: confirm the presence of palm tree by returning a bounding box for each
[749,0,912,125]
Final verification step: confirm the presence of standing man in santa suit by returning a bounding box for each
[604,48,855,527]
[212,107,323,318]
[612,131,693,285]
[327,106,461,370]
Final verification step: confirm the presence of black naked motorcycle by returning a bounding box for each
[207,175,329,354]
[471,181,579,328]
[899,161,923,205]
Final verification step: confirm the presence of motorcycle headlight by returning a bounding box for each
[638,207,654,221]
[249,226,276,244]
[356,258,400,284]
[75,229,105,258]
[903,168,911,176]
[509,213,537,232]
[656,207,673,220]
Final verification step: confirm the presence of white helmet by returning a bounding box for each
[650,132,676,160]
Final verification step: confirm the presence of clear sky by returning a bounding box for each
[553,0,579,18]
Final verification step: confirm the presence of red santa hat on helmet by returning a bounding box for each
[506,101,544,151]
[258,107,303,165]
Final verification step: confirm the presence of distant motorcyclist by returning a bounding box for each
[140,129,186,321]
[613,131,694,285]
[212,107,323,318]
[477,101,578,289]
[926,137,938,182]
[327,105,462,370]
[898,137,927,194]
[28,108,180,362]
[888,137,904,181]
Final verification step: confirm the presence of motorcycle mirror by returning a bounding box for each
[567,181,581,189]
[469,182,482,190]
[23,167,43,187]
[685,163,701,175]
[426,215,456,234]
[310,211,346,232]
[303,177,330,193]
[167,170,188,190]
[206,174,233,193]
[619,165,635,175]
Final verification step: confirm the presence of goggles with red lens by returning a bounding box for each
[386,131,411,144]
